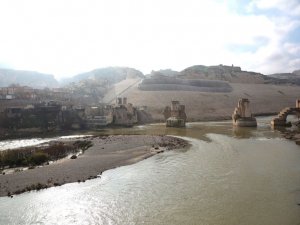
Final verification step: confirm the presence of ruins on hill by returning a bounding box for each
[0,95,153,133]
[164,101,187,127]
[86,97,146,128]
[112,97,138,127]
[232,98,257,127]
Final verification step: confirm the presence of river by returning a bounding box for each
[0,117,300,225]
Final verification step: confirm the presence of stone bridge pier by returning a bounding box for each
[271,99,300,127]
[232,98,257,127]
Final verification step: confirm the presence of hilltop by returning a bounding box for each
[0,68,58,88]
[63,67,145,104]
[269,70,300,85]
[0,65,298,89]
[61,67,144,85]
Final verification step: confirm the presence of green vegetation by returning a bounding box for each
[0,140,93,168]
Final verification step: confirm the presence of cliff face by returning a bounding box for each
[0,69,59,88]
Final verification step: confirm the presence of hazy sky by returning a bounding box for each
[0,0,299,79]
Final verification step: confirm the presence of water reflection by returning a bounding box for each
[1,132,300,225]
[94,117,278,142]
[0,117,280,151]
[232,126,255,139]
[1,116,300,225]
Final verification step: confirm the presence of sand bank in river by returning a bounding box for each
[0,135,188,197]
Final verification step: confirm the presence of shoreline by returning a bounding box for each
[280,129,300,145]
[0,135,189,197]
[0,113,280,140]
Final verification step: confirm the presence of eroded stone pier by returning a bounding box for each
[232,98,257,127]
[271,99,300,127]
[164,101,187,127]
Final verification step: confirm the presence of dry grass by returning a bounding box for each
[0,140,93,168]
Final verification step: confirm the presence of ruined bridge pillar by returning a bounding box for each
[271,99,300,127]
[165,101,187,127]
[232,98,257,127]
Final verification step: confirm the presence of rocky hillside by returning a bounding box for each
[269,70,300,85]
[121,82,300,121]
[138,76,232,92]
[138,65,294,93]
[62,67,145,105]
[62,67,144,85]
[0,69,58,88]
[178,65,291,84]
[104,65,300,121]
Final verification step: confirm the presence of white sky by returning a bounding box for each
[0,0,299,79]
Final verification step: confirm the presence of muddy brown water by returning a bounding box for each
[0,117,300,225]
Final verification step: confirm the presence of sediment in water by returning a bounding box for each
[0,135,189,197]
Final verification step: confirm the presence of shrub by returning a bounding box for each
[73,140,93,151]
[30,152,49,165]
[0,140,92,169]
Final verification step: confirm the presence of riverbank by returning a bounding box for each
[0,128,94,141]
[0,135,188,197]
[280,129,300,145]
[0,112,277,140]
